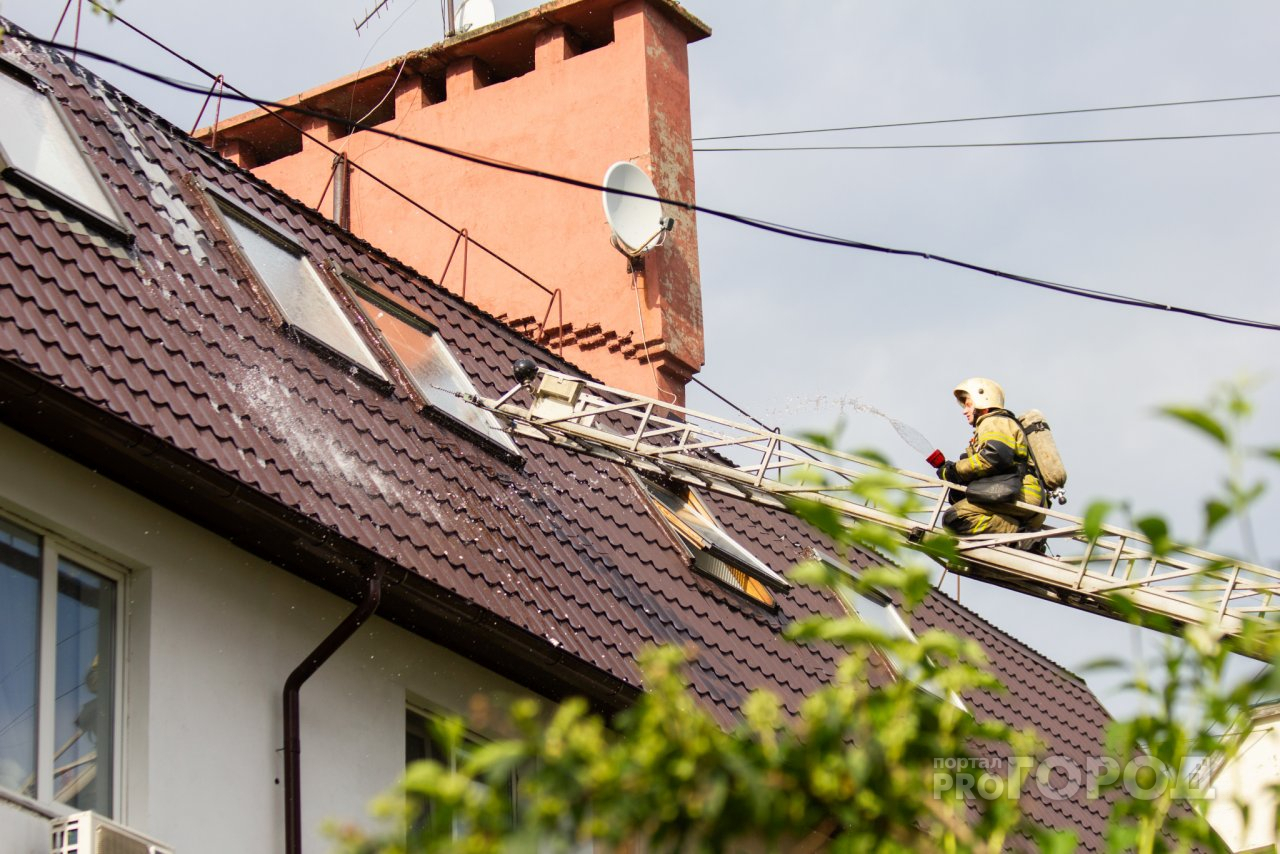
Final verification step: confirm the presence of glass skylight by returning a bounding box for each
[355,293,519,455]
[221,211,385,378]
[818,552,966,710]
[0,68,123,228]
[644,481,787,604]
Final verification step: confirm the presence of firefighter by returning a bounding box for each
[935,377,1046,537]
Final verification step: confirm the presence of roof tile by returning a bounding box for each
[0,24,1166,841]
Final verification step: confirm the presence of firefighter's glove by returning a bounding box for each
[936,461,958,482]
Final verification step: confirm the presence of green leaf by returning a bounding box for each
[850,447,891,467]
[1228,479,1266,510]
[788,558,843,588]
[1158,405,1228,446]
[1032,827,1078,854]
[1082,501,1112,542]
[1256,446,1280,464]
[781,497,847,543]
[1135,515,1172,556]
[1080,657,1128,674]
[916,532,958,565]
[1203,499,1232,537]
[798,430,836,452]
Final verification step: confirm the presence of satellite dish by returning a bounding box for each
[602,161,674,258]
[454,0,496,33]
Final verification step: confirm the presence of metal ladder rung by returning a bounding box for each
[475,370,1279,655]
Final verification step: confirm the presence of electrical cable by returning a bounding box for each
[51,13,561,303]
[693,92,1280,142]
[629,268,677,404]
[693,130,1280,153]
[690,376,784,436]
[14,32,1280,335]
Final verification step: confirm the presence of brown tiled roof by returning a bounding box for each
[0,24,1199,845]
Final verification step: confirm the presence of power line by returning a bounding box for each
[693,130,1280,153]
[693,92,1280,142]
[59,8,561,306]
[13,33,1280,335]
[10,13,836,475]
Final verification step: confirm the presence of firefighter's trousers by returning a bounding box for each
[943,498,1046,536]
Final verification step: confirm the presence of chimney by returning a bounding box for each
[197,0,709,405]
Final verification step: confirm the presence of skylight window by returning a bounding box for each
[643,480,787,605]
[353,290,519,455]
[218,208,386,379]
[0,65,125,231]
[818,552,966,711]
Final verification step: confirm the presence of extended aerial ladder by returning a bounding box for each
[467,364,1280,659]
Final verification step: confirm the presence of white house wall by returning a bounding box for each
[0,423,534,854]
[1205,711,1280,853]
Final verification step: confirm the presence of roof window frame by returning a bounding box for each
[814,550,967,712]
[0,57,132,243]
[200,189,393,392]
[641,478,787,608]
[340,274,523,464]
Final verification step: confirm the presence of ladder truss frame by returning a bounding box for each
[470,369,1279,656]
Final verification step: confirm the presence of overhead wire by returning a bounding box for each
[63,5,561,301]
[13,32,1280,335]
[694,129,1280,153]
[693,92,1280,142]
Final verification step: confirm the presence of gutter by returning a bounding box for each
[283,569,384,854]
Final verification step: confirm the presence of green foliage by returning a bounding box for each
[1088,621,1278,854]
[1082,500,1113,542]
[1157,381,1269,547]
[1134,515,1173,558]
[1158,406,1229,446]
[334,385,1279,853]
[1085,382,1280,853]
[337,637,1047,853]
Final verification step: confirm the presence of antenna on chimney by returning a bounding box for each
[602,162,674,269]
[354,0,397,34]
[443,0,457,36]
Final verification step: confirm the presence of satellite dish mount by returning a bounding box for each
[450,0,495,35]
[602,162,674,272]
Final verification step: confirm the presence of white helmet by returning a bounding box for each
[953,377,1004,410]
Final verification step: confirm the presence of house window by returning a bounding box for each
[353,289,519,455]
[0,516,119,816]
[405,707,519,837]
[0,65,126,232]
[642,480,787,605]
[217,206,386,379]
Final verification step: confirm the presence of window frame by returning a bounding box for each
[814,550,967,712]
[343,276,523,461]
[202,191,392,389]
[405,703,522,839]
[641,478,787,607]
[0,509,127,818]
[0,58,131,242]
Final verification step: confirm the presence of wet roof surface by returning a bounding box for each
[0,24,1175,846]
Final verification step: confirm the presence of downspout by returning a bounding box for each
[284,569,384,854]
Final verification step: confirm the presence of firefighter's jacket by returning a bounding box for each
[953,409,1045,507]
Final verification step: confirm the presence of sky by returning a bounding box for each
[2,0,1278,719]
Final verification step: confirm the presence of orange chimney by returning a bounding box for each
[197,0,709,405]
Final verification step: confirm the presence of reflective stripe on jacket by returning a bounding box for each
[953,410,1045,507]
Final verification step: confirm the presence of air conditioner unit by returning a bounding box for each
[50,811,173,854]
